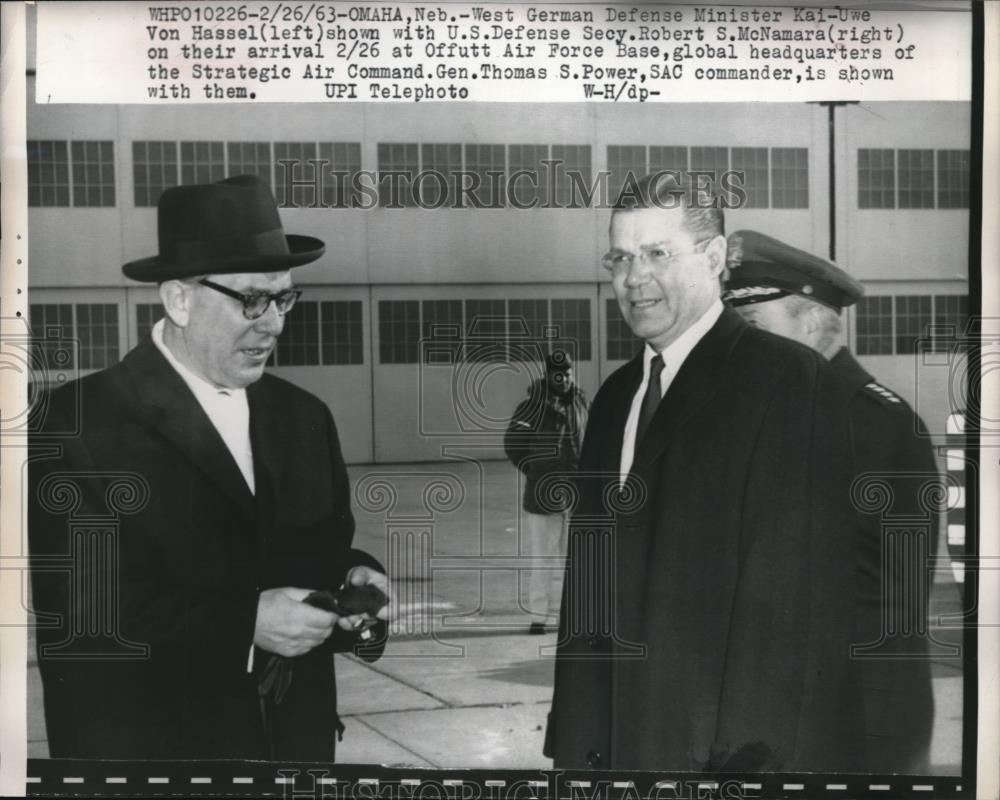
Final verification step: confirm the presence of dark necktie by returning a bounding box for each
[635,354,665,445]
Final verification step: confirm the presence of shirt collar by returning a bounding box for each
[644,298,724,377]
[151,318,245,401]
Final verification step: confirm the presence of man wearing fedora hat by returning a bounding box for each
[723,230,942,773]
[29,175,388,760]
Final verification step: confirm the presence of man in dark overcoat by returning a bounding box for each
[724,230,943,773]
[545,176,864,772]
[504,350,590,633]
[29,175,388,761]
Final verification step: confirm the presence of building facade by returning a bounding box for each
[25,83,971,463]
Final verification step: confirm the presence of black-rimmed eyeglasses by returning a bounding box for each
[198,279,302,320]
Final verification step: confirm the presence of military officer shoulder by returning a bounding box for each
[861,380,904,405]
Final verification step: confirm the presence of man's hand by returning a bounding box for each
[254,587,336,657]
[336,566,390,632]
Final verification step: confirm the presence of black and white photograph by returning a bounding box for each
[0,1,995,797]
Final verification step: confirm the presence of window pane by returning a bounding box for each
[931,294,969,353]
[508,144,548,207]
[420,143,462,208]
[897,149,934,209]
[71,140,115,207]
[273,301,320,366]
[607,145,647,205]
[771,148,809,209]
[730,147,769,208]
[379,300,420,363]
[464,144,506,208]
[180,141,226,186]
[855,296,894,356]
[894,295,932,355]
[75,304,120,369]
[274,142,319,208]
[508,299,548,362]
[858,148,895,209]
[135,303,164,342]
[320,300,364,365]
[937,149,970,209]
[551,144,592,208]
[464,299,507,362]
[551,299,592,361]
[133,141,178,207]
[29,303,75,372]
[422,299,463,364]
[27,141,70,207]
[318,142,362,208]
[227,141,272,185]
[377,143,419,208]
[606,298,643,361]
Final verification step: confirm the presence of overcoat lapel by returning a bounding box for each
[121,339,257,521]
[630,309,745,473]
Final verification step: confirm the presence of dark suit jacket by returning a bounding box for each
[29,339,383,761]
[547,309,865,772]
[830,347,940,773]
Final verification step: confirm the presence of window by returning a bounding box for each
[730,148,769,208]
[771,148,809,209]
[319,142,362,208]
[855,296,893,356]
[689,146,728,197]
[421,299,464,363]
[508,299,549,362]
[508,144,549,207]
[606,298,642,361]
[75,304,120,369]
[180,141,225,186]
[937,150,970,209]
[894,295,932,355]
[133,141,178,207]
[379,300,420,363]
[70,141,115,207]
[464,144,505,208]
[897,149,934,209]
[227,142,272,185]
[27,140,70,207]
[550,299,592,361]
[136,303,164,342]
[29,304,75,370]
[648,146,688,175]
[420,143,462,207]
[858,149,895,209]
[273,301,320,366]
[274,142,319,208]
[551,145,592,208]
[320,300,364,365]
[465,299,507,362]
[607,145,647,204]
[377,143,419,207]
[931,295,969,353]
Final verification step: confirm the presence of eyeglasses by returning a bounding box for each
[601,238,713,274]
[198,279,303,320]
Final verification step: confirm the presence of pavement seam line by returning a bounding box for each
[350,715,440,769]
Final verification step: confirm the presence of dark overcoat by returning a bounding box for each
[546,309,866,773]
[503,380,590,514]
[29,338,383,761]
[830,347,940,773]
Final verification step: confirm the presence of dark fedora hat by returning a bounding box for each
[122,174,325,282]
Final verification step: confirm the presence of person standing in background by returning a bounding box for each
[505,350,590,634]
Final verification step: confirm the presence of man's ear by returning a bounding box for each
[705,235,728,278]
[159,280,191,328]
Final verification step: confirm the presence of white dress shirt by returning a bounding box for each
[619,299,724,482]
[152,319,256,494]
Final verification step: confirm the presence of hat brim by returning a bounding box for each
[122,234,326,283]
